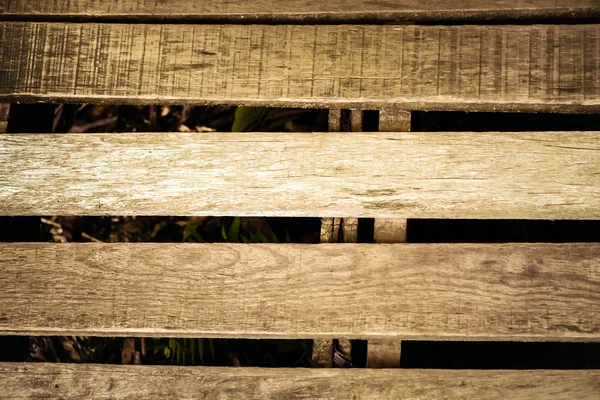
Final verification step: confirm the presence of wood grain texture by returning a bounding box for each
[2,131,600,219]
[3,364,600,400]
[1,0,598,21]
[0,242,598,340]
[1,23,599,112]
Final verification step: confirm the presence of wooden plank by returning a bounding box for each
[1,1,598,21]
[0,242,598,340]
[2,131,600,219]
[3,364,599,400]
[1,23,599,112]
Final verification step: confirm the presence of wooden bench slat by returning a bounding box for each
[2,363,599,400]
[1,23,599,112]
[2,0,598,21]
[1,132,599,219]
[1,243,598,340]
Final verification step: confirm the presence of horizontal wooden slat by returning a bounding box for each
[1,132,600,219]
[1,0,599,21]
[2,364,599,400]
[1,23,599,111]
[0,243,598,340]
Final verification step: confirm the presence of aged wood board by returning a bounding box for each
[0,243,598,340]
[1,0,598,21]
[2,364,599,400]
[1,132,599,219]
[0,23,599,112]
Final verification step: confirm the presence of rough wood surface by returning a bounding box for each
[1,1,598,21]
[2,364,600,400]
[373,219,408,243]
[1,23,599,112]
[2,131,599,219]
[0,243,598,340]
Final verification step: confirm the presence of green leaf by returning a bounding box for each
[154,343,167,351]
[285,230,291,243]
[232,107,270,132]
[221,222,228,240]
[227,217,241,242]
[270,231,280,244]
[208,339,215,361]
[251,231,269,243]
[190,338,196,365]
[198,339,205,364]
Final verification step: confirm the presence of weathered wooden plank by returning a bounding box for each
[5,364,600,400]
[0,243,598,340]
[1,23,599,112]
[1,131,599,219]
[1,0,598,21]
[3,364,599,400]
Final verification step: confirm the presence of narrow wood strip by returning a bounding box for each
[350,110,363,132]
[328,110,341,132]
[378,109,411,133]
[0,243,598,340]
[1,0,598,21]
[366,339,402,368]
[2,363,599,400]
[0,104,8,133]
[1,23,599,112]
[311,339,333,368]
[2,131,600,219]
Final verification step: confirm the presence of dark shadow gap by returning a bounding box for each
[408,220,600,243]
[401,341,600,369]
[0,336,311,367]
[413,111,600,132]
[0,217,322,243]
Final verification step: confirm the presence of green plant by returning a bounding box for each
[155,338,215,366]
[232,107,304,132]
